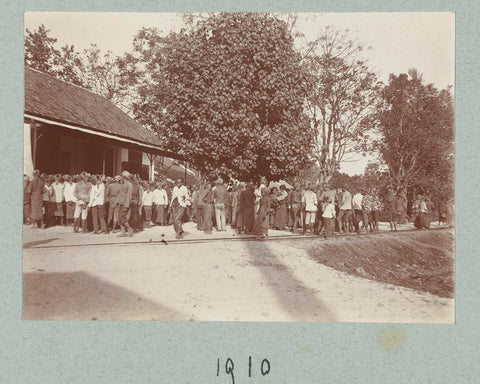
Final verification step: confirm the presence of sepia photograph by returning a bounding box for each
[23,12,455,322]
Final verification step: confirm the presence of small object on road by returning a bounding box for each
[356,267,367,277]
[161,239,168,245]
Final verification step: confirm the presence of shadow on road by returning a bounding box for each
[243,239,336,321]
[23,238,60,249]
[23,271,188,321]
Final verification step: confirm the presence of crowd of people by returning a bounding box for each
[23,171,452,240]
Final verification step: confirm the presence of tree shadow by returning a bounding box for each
[23,238,60,249]
[243,240,336,322]
[23,271,188,321]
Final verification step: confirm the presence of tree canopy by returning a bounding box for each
[24,16,454,194]
[303,26,381,184]
[373,71,454,202]
[130,13,315,180]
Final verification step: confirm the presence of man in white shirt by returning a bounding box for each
[153,181,169,226]
[170,178,190,239]
[142,184,154,226]
[352,189,368,234]
[302,184,318,235]
[322,198,336,238]
[337,188,353,233]
[52,174,65,226]
[63,175,77,226]
[89,175,108,234]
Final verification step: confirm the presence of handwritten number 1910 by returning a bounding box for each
[217,357,270,383]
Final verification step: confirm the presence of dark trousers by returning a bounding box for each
[354,209,368,232]
[337,209,352,232]
[92,205,107,232]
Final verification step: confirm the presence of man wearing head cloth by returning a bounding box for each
[169,178,190,239]
[63,175,76,226]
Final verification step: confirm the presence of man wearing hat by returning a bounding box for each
[106,175,122,232]
[213,177,229,231]
[73,172,92,233]
[117,171,133,236]
[170,178,190,239]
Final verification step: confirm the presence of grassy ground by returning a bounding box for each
[298,229,454,298]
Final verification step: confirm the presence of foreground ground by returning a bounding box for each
[23,223,454,322]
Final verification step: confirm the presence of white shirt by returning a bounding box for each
[340,190,352,210]
[152,188,168,205]
[89,183,105,207]
[352,193,363,210]
[322,203,336,218]
[52,182,64,203]
[170,185,190,208]
[64,182,77,203]
[142,190,153,206]
[302,190,318,212]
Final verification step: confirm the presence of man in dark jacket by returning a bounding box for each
[106,175,122,232]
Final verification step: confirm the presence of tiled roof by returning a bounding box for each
[24,67,164,148]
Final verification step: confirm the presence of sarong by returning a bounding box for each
[172,200,185,234]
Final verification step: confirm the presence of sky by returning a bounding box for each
[25,12,455,175]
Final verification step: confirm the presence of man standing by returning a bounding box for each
[129,174,142,232]
[118,170,133,237]
[352,188,368,234]
[23,174,31,225]
[153,181,169,226]
[63,175,76,226]
[28,170,44,228]
[230,184,240,229]
[52,174,65,226]
[202,181,214,234]
[89,175,108,234]
[73,172,92,233]
[322,197,336,238]
[288,182,303,232]
[337,187,352,233]
[106,175,122,232]
[302,184,318,235]
[213,177,229,231]
[195,181,207,231]
[170,178,190,239]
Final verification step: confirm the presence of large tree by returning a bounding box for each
[130,13,315,180]
[303,26,381,184]
[25,24,85,86]
[374,70,454,201]
[25,25,135,113]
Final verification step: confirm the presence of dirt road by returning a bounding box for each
[23,229,454,322]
